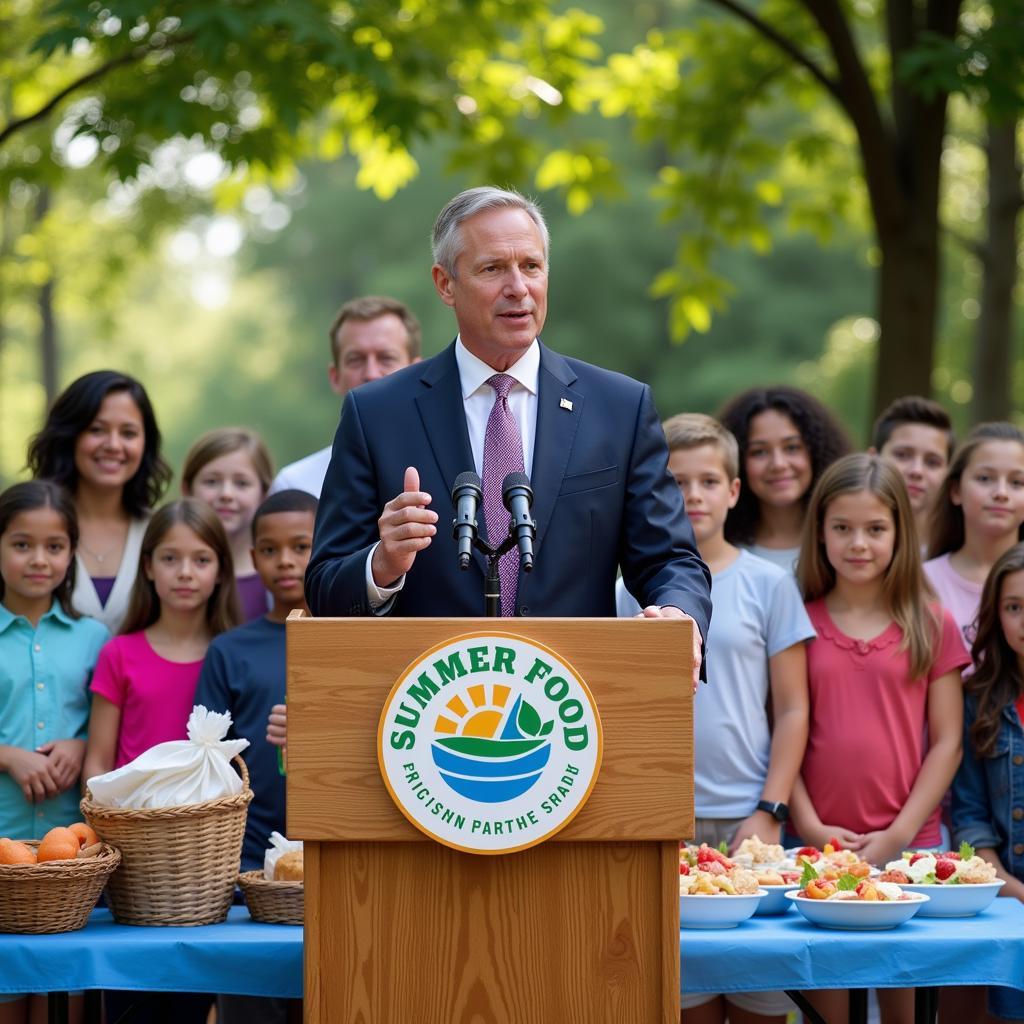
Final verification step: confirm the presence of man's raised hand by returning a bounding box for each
[371,466,438,587]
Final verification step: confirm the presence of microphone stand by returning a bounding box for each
[472,533,518,618]
[452,474,535,617]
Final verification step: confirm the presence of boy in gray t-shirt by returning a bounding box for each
[616,413,814,1023]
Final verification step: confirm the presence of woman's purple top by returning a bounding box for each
[236,573,270,623]
[92,576,116,608]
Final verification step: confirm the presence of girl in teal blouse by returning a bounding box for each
[0,480,109,840]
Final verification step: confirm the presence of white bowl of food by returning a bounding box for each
[680,889,767,929]
[785,883,928,930]
[877,849,1004,916]
[896,879,1004,917]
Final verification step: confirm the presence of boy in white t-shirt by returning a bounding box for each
[617,414,814,1024]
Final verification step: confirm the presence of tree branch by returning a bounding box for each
[705,0,844,105]
[799,0,905,226]
[0,33,195,149]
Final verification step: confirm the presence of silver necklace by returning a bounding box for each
[78,536,123,565]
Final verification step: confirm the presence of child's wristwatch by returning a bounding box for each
[756,800,789,822]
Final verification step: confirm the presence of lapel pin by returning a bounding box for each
[560,398,573,412]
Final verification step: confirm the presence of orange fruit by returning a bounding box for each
[68,823,99,849]
[37,827,80,862]
[0,838,36,865]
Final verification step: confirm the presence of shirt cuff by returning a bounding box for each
[366,542,404,614]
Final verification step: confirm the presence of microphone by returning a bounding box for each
[502,472,536,573]
[451,471,482,571]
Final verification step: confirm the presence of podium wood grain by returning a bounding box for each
[287,615,692,1024]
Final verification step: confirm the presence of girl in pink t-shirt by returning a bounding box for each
[83,499,240,777]
[791,453,967,861]
[791,454,968,1024]
[924,422,1024,659]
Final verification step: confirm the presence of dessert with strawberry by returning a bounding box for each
[879,843,998,885]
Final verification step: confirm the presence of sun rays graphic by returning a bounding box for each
[434,683,512,739]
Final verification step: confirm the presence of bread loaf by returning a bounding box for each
[274,850,303,881]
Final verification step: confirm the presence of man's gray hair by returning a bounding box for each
[431,186,549,277]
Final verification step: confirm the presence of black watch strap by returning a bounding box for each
[756,799,789,822]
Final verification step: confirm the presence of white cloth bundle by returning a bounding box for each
[87,706,250,810]
[263,831,304,881]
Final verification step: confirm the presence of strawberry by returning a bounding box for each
[828,836,844,851]
[943,852,961,861]
[935,859,957,881]
[696,844,733,869]
[679,862,690,875]
[796,847,820,862]
[909,852,929,865]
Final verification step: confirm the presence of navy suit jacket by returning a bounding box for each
[306,342,711,642]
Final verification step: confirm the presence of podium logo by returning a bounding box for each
[432,689,553,803]
[378,633,603,854]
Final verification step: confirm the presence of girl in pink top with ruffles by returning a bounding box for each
[789,454,969,1024]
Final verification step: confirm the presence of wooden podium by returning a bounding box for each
[286,614,693,1024]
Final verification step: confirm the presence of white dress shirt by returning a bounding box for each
[365,338,541,607]
[268,445,332,499]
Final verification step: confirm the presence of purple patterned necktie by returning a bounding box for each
[483,373,525,616]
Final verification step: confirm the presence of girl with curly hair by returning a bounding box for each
[717,386,851,574]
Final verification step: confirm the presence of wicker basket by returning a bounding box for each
[0,841,121,934]
[80,755,252,926]
[238,870,303,925]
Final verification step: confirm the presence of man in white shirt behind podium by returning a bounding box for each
[269,295,421,498]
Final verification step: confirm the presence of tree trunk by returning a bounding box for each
[970,119,1021,423]
[35,188,58,404]
[864,0,958,418]
[871,221,942,413]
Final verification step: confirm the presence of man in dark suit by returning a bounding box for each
[305,186,711,685]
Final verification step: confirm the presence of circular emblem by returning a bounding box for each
[378,632,603,854]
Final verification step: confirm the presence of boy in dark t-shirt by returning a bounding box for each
[195,489,316,872]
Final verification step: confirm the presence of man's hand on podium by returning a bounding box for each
[637,605,703,694]
[267,704,287,748]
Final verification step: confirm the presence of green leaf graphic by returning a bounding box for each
[517,699,543,737]
[539,720,554,737]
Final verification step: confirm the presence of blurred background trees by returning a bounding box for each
[1,0,1020,484]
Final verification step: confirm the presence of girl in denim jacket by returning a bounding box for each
[953,542,1024,1021]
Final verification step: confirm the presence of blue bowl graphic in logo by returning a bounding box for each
[432,693,552,803]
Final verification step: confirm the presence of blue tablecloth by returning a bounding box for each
[0,908,302,997]
[2,900,1020,1000]
[682,898,1024,993]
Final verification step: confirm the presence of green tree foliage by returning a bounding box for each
[4,0,1014,486]
[541,0,1022,417]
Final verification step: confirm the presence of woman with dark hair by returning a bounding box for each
[718,386,852,574]
[27,370,172,632]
